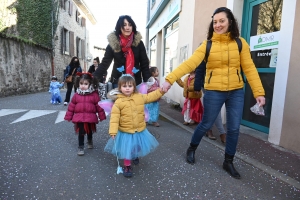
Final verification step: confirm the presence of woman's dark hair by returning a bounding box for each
[115,15,137,37]
[207,7,239,40]
[74,74,99,89]
[69,56,80,67]
[149,66,157,75]
[94,57,100,63]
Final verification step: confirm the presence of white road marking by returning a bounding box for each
[55,111,66,124]
[11,110,57,124]
[0,109,28,117]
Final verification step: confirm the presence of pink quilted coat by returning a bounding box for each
[64,91,106,123]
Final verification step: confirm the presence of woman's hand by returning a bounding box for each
[112,135,115,140]
[161,81,171,92]
[256,96,265,106]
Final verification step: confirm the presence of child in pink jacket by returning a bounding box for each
[64,72,106,156]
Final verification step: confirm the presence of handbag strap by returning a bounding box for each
[70,67,76,76]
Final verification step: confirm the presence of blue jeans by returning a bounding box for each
[203,89,226,134]
[191,89,244,156]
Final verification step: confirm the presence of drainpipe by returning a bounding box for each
[84,18,87,72]
[145,0,150,56]
[51,0,55,76]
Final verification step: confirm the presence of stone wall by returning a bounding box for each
[0,37,51,97]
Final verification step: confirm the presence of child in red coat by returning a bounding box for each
[64,72,106,156]
[176,71,203,125]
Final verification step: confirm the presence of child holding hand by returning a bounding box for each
[145,67,161,127]
[104,74,164,178]
[49,76,64,104]
[64,72,106,156]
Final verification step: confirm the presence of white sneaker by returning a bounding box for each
[64,102,68,106]
[77,147,84,156]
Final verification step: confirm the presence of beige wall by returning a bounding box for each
[192,0,227,51]
[280,1,300,153]
[165,0,196,104]
[163,0,227,105]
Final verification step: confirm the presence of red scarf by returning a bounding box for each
[119,32,134,75]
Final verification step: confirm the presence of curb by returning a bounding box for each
[159,111,300,190]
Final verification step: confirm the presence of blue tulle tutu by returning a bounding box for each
[145,101,160,123]
[104,129,159,160]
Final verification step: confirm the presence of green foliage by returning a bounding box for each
[0,0,59,49]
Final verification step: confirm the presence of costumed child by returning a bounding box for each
[104,74,164,178]
[145,66,161,127]
[64,72,106,156]
[176,71,203,125]
[49,76,64,104]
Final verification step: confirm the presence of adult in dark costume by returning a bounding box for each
[63,56,82,105]
[88,57,108,99]
[93,15,151,88]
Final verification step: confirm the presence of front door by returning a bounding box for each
[241,0,283,133]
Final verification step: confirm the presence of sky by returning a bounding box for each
[84,0,148,48]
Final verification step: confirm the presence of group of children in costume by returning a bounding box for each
[49,67,202,178]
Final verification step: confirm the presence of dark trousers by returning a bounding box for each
[78,123,93,147]
[64,82,76,103]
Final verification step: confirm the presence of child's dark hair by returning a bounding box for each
[74,73,99,89]
[51,76,58,81]
[118,74,137,93]
[149,66,158,75]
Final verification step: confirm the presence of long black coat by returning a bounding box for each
[93,32,150,85]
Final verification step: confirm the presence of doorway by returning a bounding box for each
[241,0,283,133]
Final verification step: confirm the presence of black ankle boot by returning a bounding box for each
[186,143,198,164]
[223,153,241,179]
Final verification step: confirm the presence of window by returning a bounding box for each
[76,10,80,23]
[150,36,156,66]
[81,17,86,27]
[60,0,67,10]
[68,1,73,16]
[151,0,156,9]
[62,29,69,54]
[249,1,282,68]
[76,37,82,58]
[76,38,85,59]
[61,28,74,56]
[163,18,179,76]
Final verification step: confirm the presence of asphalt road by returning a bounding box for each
[0,90,299,199]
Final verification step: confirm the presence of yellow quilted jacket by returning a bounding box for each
[176,75,202,99]
[166,32,265,98]
[109,89,164,136]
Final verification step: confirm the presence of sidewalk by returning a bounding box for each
[158,97,300,189]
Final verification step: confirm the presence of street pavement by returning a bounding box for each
[0,90,299,200]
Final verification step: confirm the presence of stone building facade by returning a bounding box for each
[0,0,96,97]
[53,0,96,82]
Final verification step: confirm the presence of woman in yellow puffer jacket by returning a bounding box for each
[162,7,265,179]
